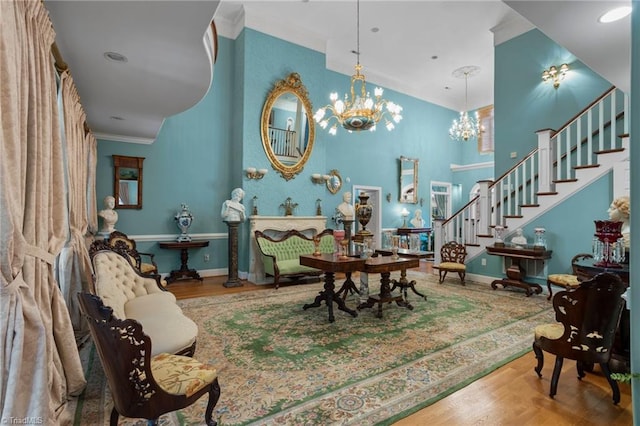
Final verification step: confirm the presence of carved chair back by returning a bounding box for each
[542,272,626,363]
[440,241,467,264]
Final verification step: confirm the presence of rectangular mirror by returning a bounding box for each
[399,156,418,203]
[113,155,144,209]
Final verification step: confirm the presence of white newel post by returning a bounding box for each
[477,179,493,236]
[433,219,445,265]
[536,129,556,193]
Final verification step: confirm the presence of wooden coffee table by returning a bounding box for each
[375,249,431,304]
[357,256,420,318]
[299,254,365,322]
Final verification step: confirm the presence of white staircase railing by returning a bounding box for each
[434,86,628,264]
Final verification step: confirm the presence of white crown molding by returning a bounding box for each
[94,132,155,145]
[450,161,494,172]
[491,14,535,46]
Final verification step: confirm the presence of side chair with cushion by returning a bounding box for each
[77,292,221,426]
[533,272,626,404]
[546,253,593,300]
[107,230,159,276]
[432,241,467,285]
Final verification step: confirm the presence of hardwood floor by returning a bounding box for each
[166,262,633,425]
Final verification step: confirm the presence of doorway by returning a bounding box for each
[352,185,382,248]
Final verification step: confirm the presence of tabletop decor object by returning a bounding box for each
[593,220,625,268]
[533,227,547,249]
[354,191,373,240]
[174,203,193,242]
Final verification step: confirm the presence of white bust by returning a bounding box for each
[221,188,246,222]
[608,195,630,248]
[510,228,527,246]
[98,195,118,234]
[410,209,425,228]
[337,192,355,220]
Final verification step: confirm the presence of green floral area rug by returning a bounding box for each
[72,271,554,425]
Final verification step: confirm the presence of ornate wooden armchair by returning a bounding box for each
[546,252,593,300]
[533,272,626,404]
[78,292,221,425]
[433,241,467,285]
[107,230,159,276]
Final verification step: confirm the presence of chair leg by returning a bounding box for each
[546,280,553,301]
[549,356,564,398]
[110,407,119,426]
[532,341,544,377]
[600,362,621,405]
[204,377,222,426]
[439,270,447,283]
[576,361,586,379]
[458,271,466,285]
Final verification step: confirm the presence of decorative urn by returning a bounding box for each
[175,203,193,242]
[355,191,373,238]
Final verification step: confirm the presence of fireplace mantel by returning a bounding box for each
[249,215,327,283]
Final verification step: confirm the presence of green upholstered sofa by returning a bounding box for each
[254,229,335,289]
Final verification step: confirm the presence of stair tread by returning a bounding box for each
[595,147,625,155]
[537,192,558,196]
[520,204,540,208]
[553,179,578,183]
[503,215,523,219]
[574,164,600,170]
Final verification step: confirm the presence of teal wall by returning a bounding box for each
[463,28,619,282]
[494,29,613,176]
[97,28,482,274]
[96,27,616,280]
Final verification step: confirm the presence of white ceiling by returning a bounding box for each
[44,0,631,144]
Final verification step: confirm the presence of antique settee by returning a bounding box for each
[254,229,335,288]
[89,240,198,356]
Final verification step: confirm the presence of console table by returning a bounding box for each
[397,227,432,252]
[159,240,209,284]
[485,244,552,296]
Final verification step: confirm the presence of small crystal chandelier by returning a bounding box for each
[314,0,402,135]
[449,66,481,142]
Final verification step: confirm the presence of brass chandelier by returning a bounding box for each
[449,66,481,142]
[314,0,402,135]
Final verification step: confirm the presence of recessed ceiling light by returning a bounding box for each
[103,51,128,63]
[431,55,438,60]
[110,116,125,121]
[598,6,631,23]
[371,27,379,33]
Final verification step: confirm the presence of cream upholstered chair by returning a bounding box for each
[533,272,626,404]
[546,253,593,300]
[78,292,221,426]
[433,241,467,285]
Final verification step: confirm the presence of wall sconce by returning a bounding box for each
[246,167,268,180]
[401,208,410,228]
[386,193,391,203]
[542,63,569,89]
[311,173,330,184]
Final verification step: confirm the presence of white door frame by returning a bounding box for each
[352,185,382,248]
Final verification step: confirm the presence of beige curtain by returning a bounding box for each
[1,0,86,422]
[56,71,97,335]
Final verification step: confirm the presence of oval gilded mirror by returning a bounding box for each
[261,73,315,180]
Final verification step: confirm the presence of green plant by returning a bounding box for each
[611,373,640,383]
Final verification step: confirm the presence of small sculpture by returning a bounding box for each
[316,198,322,216]
[98,195,118,234]
[608,195,630,248]
[280,197,298,216]
[510,228,527,247]
[337,192,355,220]
[410,209,425,228]
[221,188,246,222]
